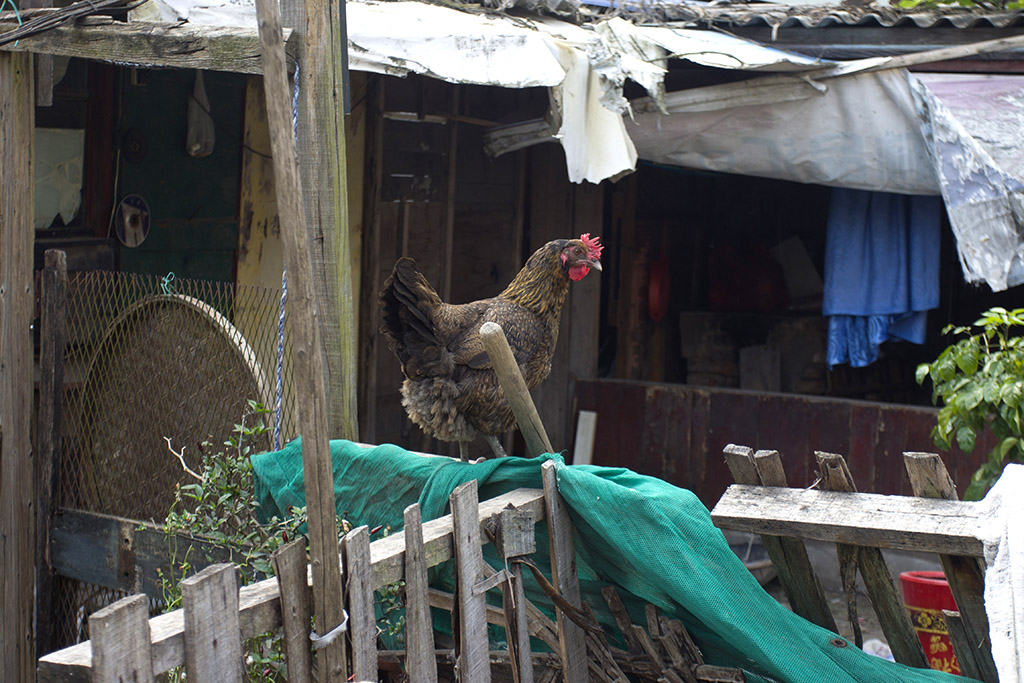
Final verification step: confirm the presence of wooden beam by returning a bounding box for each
[36,249,67,657]
[281,0,358,440]
[1,20,295,74]
[89,595,154,683]
[0,49,35,683]
[39,486,548,682]
[710,486,985,557]
[252,0,347,677]
[271,540,313,683]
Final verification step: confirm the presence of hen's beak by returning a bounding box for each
[588,260,602,272]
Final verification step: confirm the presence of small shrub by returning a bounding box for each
[917,307,1024,499]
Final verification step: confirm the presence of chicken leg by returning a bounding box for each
[484,435,507,458]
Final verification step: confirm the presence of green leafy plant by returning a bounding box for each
[917,307,1024,500]
[157,401,305,682]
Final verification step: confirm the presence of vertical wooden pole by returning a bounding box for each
[541,461,588,683]
[89,594,154,683]
[403,504,438,683]
[37,249,68,657]
[450,480,491,683]
[181,564,245,683]
[0,49,36,683]
[281,0,358,441]
[271,539,313,683]
[252,0,348,678]
[342,525,376,682]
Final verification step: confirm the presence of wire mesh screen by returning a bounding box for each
[53,270,298,647]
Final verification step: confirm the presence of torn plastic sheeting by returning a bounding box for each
[629,68,940,196]
[345,1,566,89]
[911,75,1024,292]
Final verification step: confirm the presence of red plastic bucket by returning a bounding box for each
[899,570,960,674]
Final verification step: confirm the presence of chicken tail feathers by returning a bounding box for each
[379,257,445,367]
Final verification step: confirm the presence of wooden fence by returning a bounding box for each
[38,461,746,682]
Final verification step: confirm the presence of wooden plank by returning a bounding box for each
[542,461,588,683]
[903,452,997,682]
[0,49,35,683]
[710,485,984,557]
[271,540,313,683]
[0,21,295,74]
[404,505,438,683]
[181,564,244,683]
[815,452,927,669]
[480,321,554,456]
[601,586,643,655]
[342,526,376,683]
[18,0,51,105]
[89,595,153,683]
[450,480,491,683]
[503,562,535,683]
[721,445,837,633]
[943,610,986,681]
[280,0,357,441]
[571,410,597,466]
[252,0,349,679]
[36,249,67,657]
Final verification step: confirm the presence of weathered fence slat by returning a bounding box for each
[343,525,377,683]
[903,452,997,682]
[541,460,588,683]
[722,445,838,634]
[451,480,492,683]
[181,563,244,683]
[815,451,927,669]
[494,507,537,683]
[404,504,439,683]
[271,539,312,683]
[89,594,153,683]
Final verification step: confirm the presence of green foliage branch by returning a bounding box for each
[917,307,1024,500]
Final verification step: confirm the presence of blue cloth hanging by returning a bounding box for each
[823,188,942,368]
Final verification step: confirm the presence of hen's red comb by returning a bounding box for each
[580,233,603,260]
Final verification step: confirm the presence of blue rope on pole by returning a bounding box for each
[274,61,301,449]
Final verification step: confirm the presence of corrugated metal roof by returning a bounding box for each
[617,2,1024,30]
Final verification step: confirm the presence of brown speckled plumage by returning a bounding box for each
[378,237,602,455]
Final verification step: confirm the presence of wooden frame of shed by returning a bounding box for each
[0,2,358,679]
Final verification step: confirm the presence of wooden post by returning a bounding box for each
[721,445,838,633]
[450,480,491,683]
[815,451,927,668]
[37,248,68,656]
[541,461,588,683]
[342,525,376,682]
[403,504,439,683]
[271,540,313,683]
[479,321,554,456]
[251,0,348,678]
[280,0,358,441]
[903,452,997,681]
[181,564,245,683]
[0,48,36,683]
[89,594,154,683]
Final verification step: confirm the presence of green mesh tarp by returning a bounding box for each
[252,439,972,683]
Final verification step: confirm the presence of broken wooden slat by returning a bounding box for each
[657,617,699,683]
[542,461,588,683]
[942,609,986,681]
[710,486,984,556]
[815,452,927,669]
[271,540,312,683]
[503,564,535,683]
[722,445,837,633]
[404,505,439,683]
[342,526,376,683]
[451,480,492,683]
[601,586,644,655]
[89,594,153,683]
[181,564,244,683]
[632,624,667,670]
[903,452,997,682]
[572,410,598,466]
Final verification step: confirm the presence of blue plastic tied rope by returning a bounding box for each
[160,272,176,295]
[274,61,301,449]
[2,0,23,47]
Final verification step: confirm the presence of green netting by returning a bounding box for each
[251,440,973,683]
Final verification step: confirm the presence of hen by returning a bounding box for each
[379,234,603,459]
